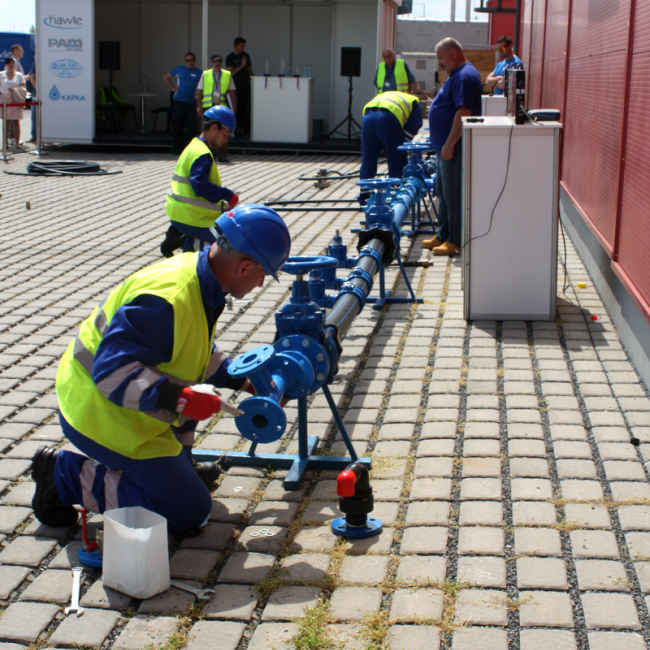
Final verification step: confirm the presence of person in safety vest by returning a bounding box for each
[374,49,415,95]
[358,91,423,204]
[160,105,239,258]
[197,54,237,163]
[31,206,291,539]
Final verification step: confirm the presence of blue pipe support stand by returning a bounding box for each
[193,254,371,490]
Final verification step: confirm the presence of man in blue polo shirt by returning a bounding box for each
[485,36,523,95]
[424,38,482,256]
[164,53,202,154]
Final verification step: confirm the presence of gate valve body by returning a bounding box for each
[331,462,383,538]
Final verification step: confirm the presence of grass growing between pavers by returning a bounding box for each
[142,615,192,650]
[291,598,337,650]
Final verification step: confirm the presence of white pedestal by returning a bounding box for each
[251,76,314,143]
[481,95,508,116]
[462,116,562,321]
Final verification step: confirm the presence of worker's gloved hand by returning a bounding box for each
[228,193,239,210]
[176,384,242,419]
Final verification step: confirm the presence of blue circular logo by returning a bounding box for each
[49,59,83,79]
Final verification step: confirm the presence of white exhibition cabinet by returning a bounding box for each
[251,76,313,143]
[481,95,508,117]
[462,116,562,321]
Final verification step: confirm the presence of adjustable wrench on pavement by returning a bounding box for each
[65,567,85,617]
[170,580,215,600]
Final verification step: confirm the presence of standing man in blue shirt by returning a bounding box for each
[424,38,482,256]
[164,52,202,154]
[485,36,523,95]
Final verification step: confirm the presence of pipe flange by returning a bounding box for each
[228,345,275,379]
[357,225,396,265]
[273,335,329,398]
[235,396,287,443]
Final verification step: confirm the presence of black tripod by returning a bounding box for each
[323,75,362,142]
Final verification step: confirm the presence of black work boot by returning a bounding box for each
[168,524,203,540]
[31,446,79,528]
[192,460,221,488]
[160,224,186,258]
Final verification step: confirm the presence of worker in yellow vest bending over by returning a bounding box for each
[160,105,239,258]
[359,91,423,203]
[374,49,416,94]
[197,54,237,162]
[31,206,291,538]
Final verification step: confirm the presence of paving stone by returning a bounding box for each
[0,505,32,534]
[564,503,611,529]
[0,459,31,480]
[390,588,443,620]
[113,614,179,650]
[185,620,245,650]
[396,555,446,585]
[373,441,411,457]
[0,481,35,506]
[451,627,508,650]
[214,475,261,499]
[414,457,454,478]
[619,505,650,531]
[263,480,309,502]
[512,502,557,526]
[169,549,218,580]
[459,478,502,501]
[519,630,577,650]
[235,526,288,553]
[519,591,573,627]
[587,632,646,650]
[458,527,504,556]
[510,458,550,478]
[459,501,503,526]
[455,589,507,625]
[461,457,501,477]
[457,557,506,588]
[19,569,72,604]
[611,481,650,502]
[510,478,552,500]
[80,579,134,610]
[0,535,57,566]
[247,622,297,650]
[508,423,544,439]
[203,584,259,620]
[209,498,249,523]
[570,530,620,559]
[339,555,388,585]
[514,528,562,556]
[48,540,84,569]
[409,478,452,500]
[508,439,547,457]
[560,480,604,501]
[0,565,30,599]
[420,422,457,439]
[463,440,501,458]
[400,526,448,554]
[0,602,59,644]
[582,593,641,630]
[517,557,568,589]
[218,552,275,584]
[625,533,650,562]
[550,425,588,440]
[635,563,650,592]
[179,522,236,550]
[387,625,440,650]
[49,608,120,648]
[576,560,630,591]
[262,586,320,621]
[464,422,500,438]
[593,427,631,442]
[283,553,331,582]
[329,587,382,621]
[138,585,196,613]
[302,501,341,524]
[604,461,647,481]
[291,526,338,552]
[416,438,455,456]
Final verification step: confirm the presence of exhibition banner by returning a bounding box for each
[37,0,94,142]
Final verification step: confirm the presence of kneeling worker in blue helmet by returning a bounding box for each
[160,105,240,257]
[32,206,291,538]
[358,91,423,204]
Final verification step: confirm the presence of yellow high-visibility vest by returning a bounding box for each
[363,91,418,127]
[56,252,216,460]
[376,59,409,93]
[165,137,223,228]
[201,69,232,108]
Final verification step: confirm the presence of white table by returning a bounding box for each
[251,77,313,143]
[481,95,508,117]
[127,92,160,134]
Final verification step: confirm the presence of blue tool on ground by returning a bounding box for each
[77,507,103,568]
[193,255,371,490]
[331,462,382,538]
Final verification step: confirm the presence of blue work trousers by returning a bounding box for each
[435,151,463,249]
[359,109,407,181]
[53,414,211,531]
[170,220,217,254]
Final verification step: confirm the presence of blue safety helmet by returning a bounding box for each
[203,105,236,134]
[211,204,291,281]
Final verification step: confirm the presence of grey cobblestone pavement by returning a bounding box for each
[0,146,649,649]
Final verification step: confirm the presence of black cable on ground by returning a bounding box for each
[4,161,123,177]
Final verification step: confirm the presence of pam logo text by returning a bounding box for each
[44,15,83,29]
[48,38,83,51]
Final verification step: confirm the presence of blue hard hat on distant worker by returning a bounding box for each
[211,204,291,281]
[203,105,236,133]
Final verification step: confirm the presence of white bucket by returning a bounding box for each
[102,506,170,599]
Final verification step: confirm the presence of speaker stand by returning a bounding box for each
[322,76,361,143]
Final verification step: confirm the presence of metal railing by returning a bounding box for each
[1,100,44,162]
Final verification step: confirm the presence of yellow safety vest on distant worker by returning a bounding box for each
[201,69,232,109]
[56,252,216,460]
[363,91,418,128]
[376,60,409,93]
[165,137,223,228]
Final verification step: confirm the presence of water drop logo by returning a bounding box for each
[49,85,61,101]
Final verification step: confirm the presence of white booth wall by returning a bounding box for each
[95,0,379,137]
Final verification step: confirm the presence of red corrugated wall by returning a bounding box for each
[523,0,650,322]
[488,0,517,46]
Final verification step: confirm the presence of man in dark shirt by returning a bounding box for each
[226,37,253,137]
[424,38,482,256]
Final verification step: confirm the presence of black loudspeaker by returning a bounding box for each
[99,41,120,71]
[340,47,361,77]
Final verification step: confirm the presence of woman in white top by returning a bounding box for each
[0,57,26,148]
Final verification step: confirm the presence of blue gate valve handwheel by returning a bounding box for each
[356,178,401,190]
[397,142,431,151]
[281,255,339,276]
